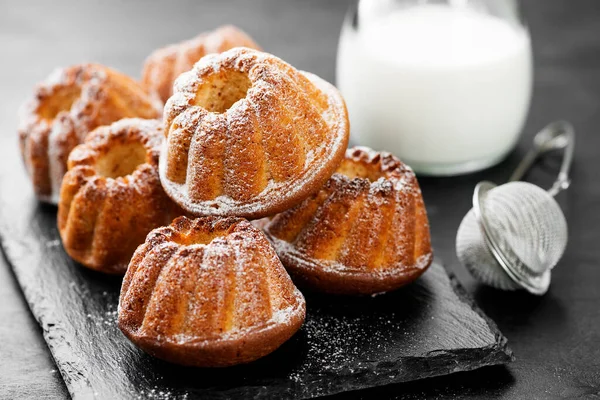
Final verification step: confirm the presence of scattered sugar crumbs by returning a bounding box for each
[134,388,189,400]
[85,291,119,329]
[287,311,400,382]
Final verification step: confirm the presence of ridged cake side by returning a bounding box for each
[263,147,433,295]
[57,119,181,274]
[142,25,261,102]
[160,47,349,218]
[118,216,306,367]
[18,64,163,204]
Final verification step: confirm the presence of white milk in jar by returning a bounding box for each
[336,4,532,175]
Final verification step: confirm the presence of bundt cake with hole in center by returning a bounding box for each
[118,216,306,367]
[142,25,261,103]
[159,47,349,219]
[58,118,183,274]
[18,64,163,204]
[261,146,433,295]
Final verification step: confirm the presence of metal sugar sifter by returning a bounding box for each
[456,121,575,295]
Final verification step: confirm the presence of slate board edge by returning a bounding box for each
[0,227,95,400]
[449,272,516,362]
[273,270,517,400]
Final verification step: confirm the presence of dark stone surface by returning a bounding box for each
[1,0,600,399]
[0,195,512,398]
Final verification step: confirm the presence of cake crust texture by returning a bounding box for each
[118,216,306,367]
[58,118,182,274]
[160,47,350,219]
[19,63,163,204]
[262,147,433,295]
[142,25,261,103]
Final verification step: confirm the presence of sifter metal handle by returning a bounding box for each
[508,121,575,196]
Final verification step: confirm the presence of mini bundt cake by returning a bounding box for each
[160,47,350,219]
[118,216,306,367]
[18,63,163,204]
[142,25,261,103]
[58,118,183,274]
[261,147,433,295]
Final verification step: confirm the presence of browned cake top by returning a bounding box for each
[19,63,162,145]
[18,63,162,203]
[160,47,349,218]
[336,146,420,193]
[142,25,261,102]
[118,216,305,344]
[66,118,163,179]
[57,118,181,274]
[264,146,432,283]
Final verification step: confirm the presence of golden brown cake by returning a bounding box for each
[18,63,163,204]
[118,216,306,367]
[57,118,183,274]
[262,147,433,295]
[141,25,261,103]
[160,47,350,219]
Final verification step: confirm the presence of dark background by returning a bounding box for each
[1,0,599,399]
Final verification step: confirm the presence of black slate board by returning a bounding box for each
[0,185,513,399]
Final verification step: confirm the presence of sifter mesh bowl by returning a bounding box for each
[457,208,521,291]
[456,181,568,295]
[456,121,574,295]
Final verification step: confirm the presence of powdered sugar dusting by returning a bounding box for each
[286,305,408,382]
[134,388,189,400]
[142,25,261,102]
[120,216,306,366]
[259,146,432,294]
[18,63,162,204]
[273,237,432,276]
[160,48,349,218]
[86,291,119,329]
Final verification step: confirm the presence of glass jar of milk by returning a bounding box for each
[337,0,532,175]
